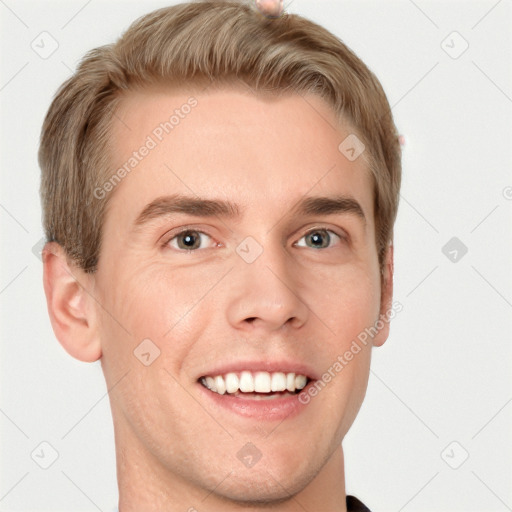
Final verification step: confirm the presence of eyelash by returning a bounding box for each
[162,226,347,252]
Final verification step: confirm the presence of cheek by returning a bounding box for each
[95,261,219,369]
[306,263,377,407]
[305,267,377,440]
[305,261,381,341]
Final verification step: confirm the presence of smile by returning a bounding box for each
[200,371,309,397]
[197,366,315,420]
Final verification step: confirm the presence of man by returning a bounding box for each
[39,1,402,510]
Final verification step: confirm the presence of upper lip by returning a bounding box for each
[197,360,319,381]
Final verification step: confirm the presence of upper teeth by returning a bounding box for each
[201,371,308,395]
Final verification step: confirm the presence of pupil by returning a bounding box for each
[309,230,328,248]
[180,231,199,249]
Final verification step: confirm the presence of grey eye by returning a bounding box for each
[169,230,212,251]
[295,229,341,249]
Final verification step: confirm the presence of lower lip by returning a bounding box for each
[197,382,312,421]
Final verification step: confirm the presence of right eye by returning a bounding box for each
[164,229,219,252]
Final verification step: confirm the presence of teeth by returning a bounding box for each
[205,376,217,393]
[254,372,271,393]
[295,374,307,390]
[214,375,226,395]
[286,372,295,392]
[225,372,239,393]
[239,371,255,392]
[271,372,287,392]
[201,371,309,395]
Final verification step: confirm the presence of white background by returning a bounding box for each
[1,1,511,511]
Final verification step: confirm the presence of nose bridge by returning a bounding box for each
[226,234,309,330]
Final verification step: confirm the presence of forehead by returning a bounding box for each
[105,85,375,230]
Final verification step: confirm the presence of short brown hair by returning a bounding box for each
[39,0,401,274]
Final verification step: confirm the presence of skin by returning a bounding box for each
[43,83,393,511]
[255,0,284,17]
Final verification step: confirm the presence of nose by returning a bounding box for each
[225,239,309,332]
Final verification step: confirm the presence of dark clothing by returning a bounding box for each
[347,494,372,511]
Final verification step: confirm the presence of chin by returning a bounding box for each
[213,456,319,505]
[215,473,307,505]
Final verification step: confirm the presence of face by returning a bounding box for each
[91,84,389,503]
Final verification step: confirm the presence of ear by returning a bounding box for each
[372,242,394,348]
[42,241,102,362]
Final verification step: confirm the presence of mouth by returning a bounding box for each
[196,360,318,420]
[199,371,311,400]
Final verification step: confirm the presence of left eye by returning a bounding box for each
[167,230,216,251]
[294,228,342,249]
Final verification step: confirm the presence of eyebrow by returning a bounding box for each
[133,193,366,229]
[293,195,366,225]
[133,194,241,228]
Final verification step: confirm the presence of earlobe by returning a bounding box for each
[42,242,102,362]
[372,242,394,348]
